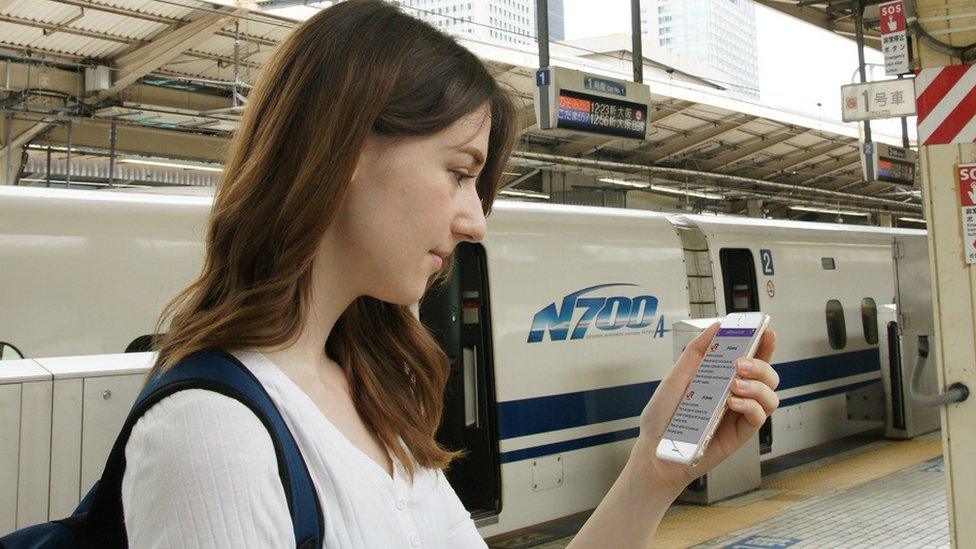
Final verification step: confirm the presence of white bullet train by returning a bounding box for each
[0,185,925,536]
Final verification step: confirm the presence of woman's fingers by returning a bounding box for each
[663,322,721,389]
[730,377,780,415]
[735,356,780,391]
[680,322,721,364]
[727,394,768,427]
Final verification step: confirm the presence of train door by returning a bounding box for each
[418,242,501,521]
[719,248,772,452]
[719,249,760,313]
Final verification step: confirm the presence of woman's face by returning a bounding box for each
[330,104,491,305]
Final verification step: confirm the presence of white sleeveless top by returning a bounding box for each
[121,350,486,548]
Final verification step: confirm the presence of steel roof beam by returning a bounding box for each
[500,168,540,189]
[648,100,695,124]
[33,116,228,162]
[700,130,797,170]
[48,0,283,47]
[833,179,869,192]
[511,150,918,212]
[0,119,55,179]
[637,117,749,162]
[104,7,240,97]
[0,14,134,44]
[515,103,538,133]
[553,136,618,157]
[753,142,851,175]
[795,155,862,186]
[0,13,261,78]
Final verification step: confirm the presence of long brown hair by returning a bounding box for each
[151,0,517,475]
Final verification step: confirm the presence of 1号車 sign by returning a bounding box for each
[841,78,917,122]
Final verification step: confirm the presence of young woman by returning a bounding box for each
[123,1,780,547]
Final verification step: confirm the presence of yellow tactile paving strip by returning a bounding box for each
[488,437,944,549]
[648,438,943,549]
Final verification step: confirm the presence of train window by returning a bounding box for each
[825,300,847,350]
[125,335,157,353]
[821,258,836,270]
[0,342,24,360]
[861,298,879,345]
[720,249,760,313]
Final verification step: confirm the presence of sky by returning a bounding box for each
[563,0,913,141]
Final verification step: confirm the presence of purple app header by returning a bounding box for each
[717,328,757,337]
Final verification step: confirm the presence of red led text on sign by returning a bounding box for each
[558,95,590,112]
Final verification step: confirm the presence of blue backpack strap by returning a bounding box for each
[80,350,323,548]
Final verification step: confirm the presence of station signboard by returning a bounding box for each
[958,163,976,264]
[879,0,912,75]
[535,66,651,141]
[841,78,917,122]
[861,142,917,187]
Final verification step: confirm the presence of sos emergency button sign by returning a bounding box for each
[959,163,976,264]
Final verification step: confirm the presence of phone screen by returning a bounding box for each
[664,326,759,445]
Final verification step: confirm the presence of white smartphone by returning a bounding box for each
[656,312,771,466]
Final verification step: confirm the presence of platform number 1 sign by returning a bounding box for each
[760,249,775,276]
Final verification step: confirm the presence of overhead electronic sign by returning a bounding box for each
[861,142,917,187]
[535,66,651,141]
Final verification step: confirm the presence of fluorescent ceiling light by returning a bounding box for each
[647,184,724,200]
[898,217,927,224]
[119,158,223,172]
[789,205,870,217]
[599,178,724,199]
[598,177,650,188]
[499,189,549,199]
[502,172,523,177]
[19,177,153,189]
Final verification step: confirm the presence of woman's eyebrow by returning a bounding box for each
[457,146,486,167]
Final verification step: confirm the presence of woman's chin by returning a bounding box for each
[369,283,427,307]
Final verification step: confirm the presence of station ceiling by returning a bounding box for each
[0,0,921,220]
[753,0,885,50]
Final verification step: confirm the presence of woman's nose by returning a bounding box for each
[453,188,488,243]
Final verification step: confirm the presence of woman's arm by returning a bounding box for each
[568,324,779,547]
[122,389,296,549]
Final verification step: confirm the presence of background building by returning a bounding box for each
[641,0,760,99]
[398,0,565,47]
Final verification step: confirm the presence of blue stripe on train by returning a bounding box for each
[498,378,881,464]
[497,347,880,441]
[498,348,880,440]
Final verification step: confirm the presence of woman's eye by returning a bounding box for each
[451,170,474,186]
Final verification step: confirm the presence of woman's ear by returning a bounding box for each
[348,134,379,189]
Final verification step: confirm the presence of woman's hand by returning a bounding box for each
[567,324,778,548]
[630,322,779,497]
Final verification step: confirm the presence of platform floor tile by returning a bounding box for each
[693,457,949,549]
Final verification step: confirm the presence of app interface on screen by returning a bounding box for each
[665,327,757,445]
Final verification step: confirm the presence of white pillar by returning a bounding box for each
[914,1,976,546]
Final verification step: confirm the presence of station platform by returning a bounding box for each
[487,432,947,549]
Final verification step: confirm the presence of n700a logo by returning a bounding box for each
[528,283,667,343]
